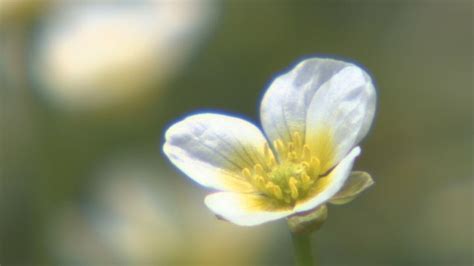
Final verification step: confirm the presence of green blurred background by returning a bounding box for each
[1,0,472,265]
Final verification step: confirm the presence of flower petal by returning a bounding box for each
[305,63,376,167]
[260,58,362,146]
[163,113,271,193]
[205,192,293,226]
[329,171,374,205]
[294,147,361,213]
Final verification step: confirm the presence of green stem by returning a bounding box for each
[290,231,316,266]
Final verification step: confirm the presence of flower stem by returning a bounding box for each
[290,231,316,266]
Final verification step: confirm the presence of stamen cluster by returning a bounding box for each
[241,132,324,204]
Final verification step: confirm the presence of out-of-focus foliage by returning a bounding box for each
[1,0,472,265]
[0,0,49,25]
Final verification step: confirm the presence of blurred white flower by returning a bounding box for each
[49,154,270,264]
[50,158,181,264]
[164,58,376,226]
[34,0,216,111]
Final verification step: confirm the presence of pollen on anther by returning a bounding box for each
[288,177,299,199]
[288,143,295,152]
[263,143,276,167]
[288,151,297,161]
[301,172,312,189]
[301,161,310,169]
[254,175,266,188]
[274,140,286,158]
[254,164,265,176]
[240,132,333,203]
[242,168,251,179]
[267,156,276,167]
[266,182,283,199]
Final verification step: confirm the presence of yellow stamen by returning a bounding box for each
[263,143,276,167]
[267,155,276,167]
[242,168,252,180]
[301,172,312,189]
[266,182,283,199]
[254,175,266,188]
[274,139,286,158]
[301,161,310,170]
[288,151,297,161]
[288,177,299,199]
[288,142,295,152]
[238,130,334,205]
[254,164,265,177]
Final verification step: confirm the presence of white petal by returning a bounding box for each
[305,64,376,166]
[354,81,376,145]
[294,147,361,213]
[163,113,270,192]
[260,58,360,145]
[205,192,293,226]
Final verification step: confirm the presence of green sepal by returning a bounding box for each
[287,204,328,235]
[329,171,374,205]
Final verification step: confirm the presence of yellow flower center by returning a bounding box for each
[241,131,334,205]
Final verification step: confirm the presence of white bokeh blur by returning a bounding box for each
[33,0,216,111]
[48,153,274,264]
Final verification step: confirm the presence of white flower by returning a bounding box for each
[34,0,215,111]
[163,58,376,226]
[49,155,270,264]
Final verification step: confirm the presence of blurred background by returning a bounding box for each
[1,0,472,265]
